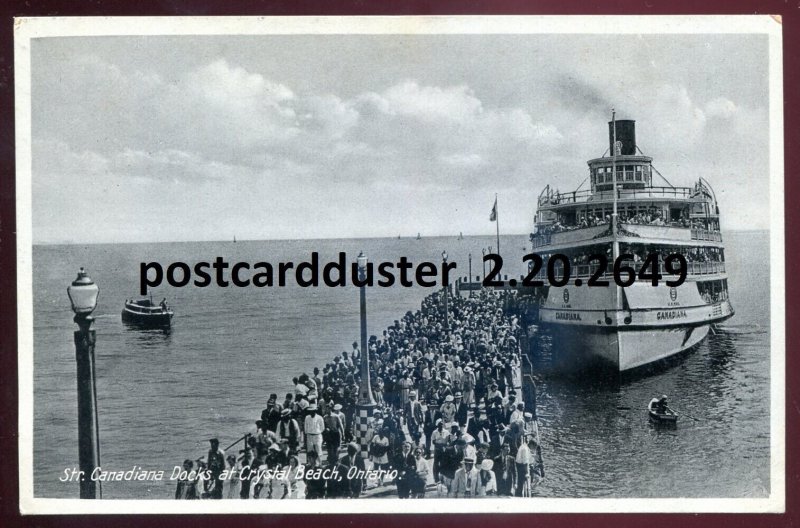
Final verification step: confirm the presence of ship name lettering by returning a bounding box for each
[656,310,687,320]
[556,312,582,321]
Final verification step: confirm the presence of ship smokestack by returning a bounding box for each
[608,119,636,156]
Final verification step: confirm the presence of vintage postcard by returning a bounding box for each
[15,15,785,514]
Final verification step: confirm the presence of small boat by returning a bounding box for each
[122,297,174,328]
[416,232,422,240]
[647,401,678,425]
[458,232,464,240]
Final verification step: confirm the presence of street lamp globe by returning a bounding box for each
[67,268,99,315]
[357,251,367,271]
[442,250,448,262]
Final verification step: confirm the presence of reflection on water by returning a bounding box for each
[121,324,173,349]
[32,232,770,498]
[528,324,769,497]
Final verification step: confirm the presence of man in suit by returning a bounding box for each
[493,442,516,496]
[422,403,440,457]
[453,392,468,428]
[405,391,424,446]
[394,441,417,498]
[260,394,283,433]
[488,424,512,458]
[450,457,479,497]
[340,443,366,498]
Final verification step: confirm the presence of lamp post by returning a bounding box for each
[355,252,376,458]
[67,267,101,499]
[442,251,449,330]
[468,253,473,297]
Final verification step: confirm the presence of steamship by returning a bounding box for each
[528,115,734,372]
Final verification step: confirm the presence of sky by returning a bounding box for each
[29,31,771,244]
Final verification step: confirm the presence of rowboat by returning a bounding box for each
[647,407,678,425]
[122,298,173,328]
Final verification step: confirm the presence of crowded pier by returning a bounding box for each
[175,288,544,500]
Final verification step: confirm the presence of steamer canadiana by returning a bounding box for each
[528,114,734,371]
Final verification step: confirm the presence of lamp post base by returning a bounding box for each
[355,402,377,458]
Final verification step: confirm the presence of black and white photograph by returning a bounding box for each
[15,15,784,513]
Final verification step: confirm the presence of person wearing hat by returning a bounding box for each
[261,394,283,433]
[476,459,497,496]
[462,433,477,462]
[493,442,516,496]
[174,459,199,500]
[409,445,429,498]
[514,434,535,497]
[303,451,326,499]
[649,394,672,415]
[488,381,502,401]
[206,438,226,499]
[488,423,512,458]
[404,390,424,445]
[422,402,441,457]
[453,392,468,427]
[323,404,345,463]
[282,392,294,414]
[369,427,391,486]
[304,404,324,457]
[225,454,241,499]
[394,441,417,498]
[398,370,414,407]
[312,367,323,394]
[460,366,475,406]
[430,418,449,482]
[278,408,301,454]
[238,448,255,499]
[450,456,479,497]
[340,442,366,498]
[440,394,456,424]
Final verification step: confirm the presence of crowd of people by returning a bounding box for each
[534,210,720,240]
[176,289,545,500]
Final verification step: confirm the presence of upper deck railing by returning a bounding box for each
[532,260,726,281]
[532,224,722,248]
[538,186,694,207]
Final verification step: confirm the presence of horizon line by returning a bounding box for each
[32,228,770,246]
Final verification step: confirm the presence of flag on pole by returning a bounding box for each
[489,198,497,222]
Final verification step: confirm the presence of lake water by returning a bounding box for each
[31,231,770,498]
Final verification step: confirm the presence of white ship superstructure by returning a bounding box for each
[530,116,734,371]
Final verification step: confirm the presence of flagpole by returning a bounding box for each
[495,193,500,255]
[611,109,621,313]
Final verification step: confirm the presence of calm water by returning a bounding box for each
[32,232,770,498]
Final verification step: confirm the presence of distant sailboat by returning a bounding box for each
[233,235,237,243]
[416,232,422,240]
[398,234,401,239]
[458,232,464,240]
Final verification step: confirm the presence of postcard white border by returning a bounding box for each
[15,14,785,514]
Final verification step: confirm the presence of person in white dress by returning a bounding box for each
[476,459,497,496]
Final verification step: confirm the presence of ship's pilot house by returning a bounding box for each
[589,120,653,192]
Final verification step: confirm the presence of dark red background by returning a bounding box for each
[0,1,795,527]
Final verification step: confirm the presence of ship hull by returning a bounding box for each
[535,282,734,372]
[540,322,712,372]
